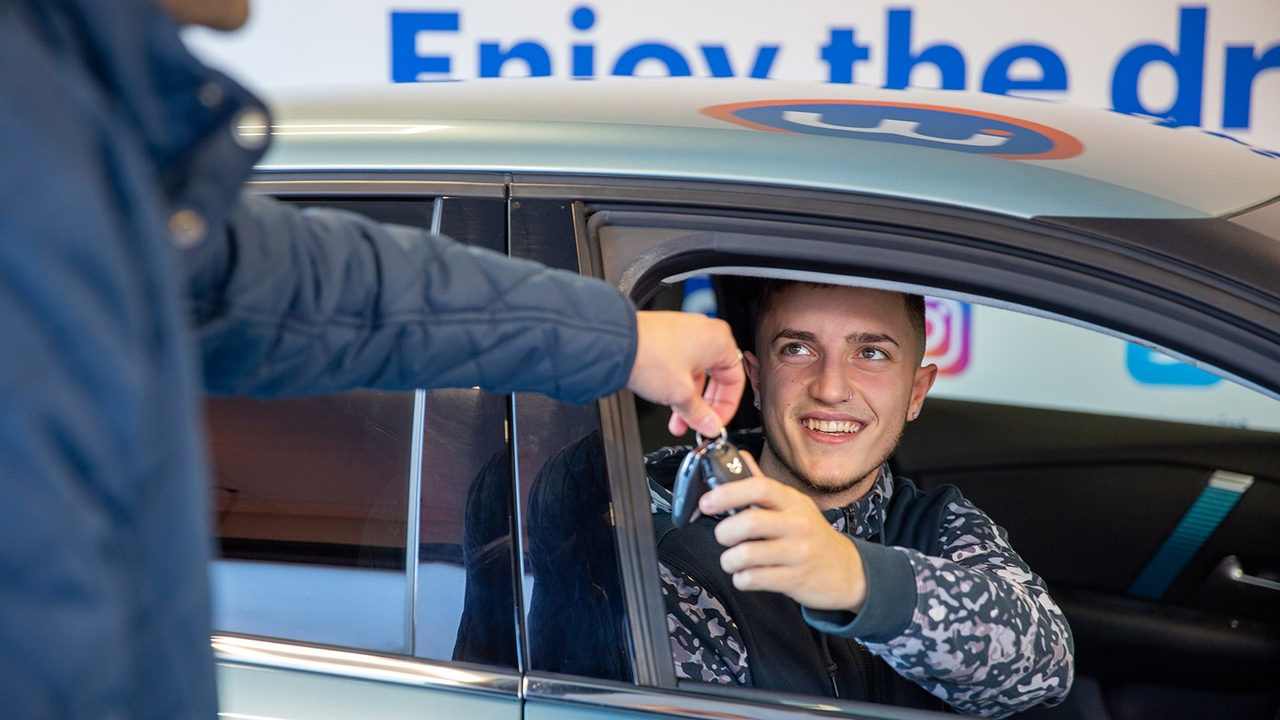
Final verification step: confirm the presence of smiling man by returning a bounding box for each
[648,280,1074,717]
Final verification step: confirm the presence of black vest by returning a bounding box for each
[651,437,955,710]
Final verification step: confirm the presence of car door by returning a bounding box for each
[210,181,526,720]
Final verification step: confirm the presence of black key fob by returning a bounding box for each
[671,431,751,528]
[702,440,752,489]
[671,449,709,529]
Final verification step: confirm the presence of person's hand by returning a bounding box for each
[628,310,745,438]
[699,452,868,613]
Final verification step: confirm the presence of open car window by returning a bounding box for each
[631,269,1280,717]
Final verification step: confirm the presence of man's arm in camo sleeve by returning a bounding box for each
[805,498,1074,718]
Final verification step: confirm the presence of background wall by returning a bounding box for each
[186,1,1279,150]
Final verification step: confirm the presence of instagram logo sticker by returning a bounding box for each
[924,299,972,376]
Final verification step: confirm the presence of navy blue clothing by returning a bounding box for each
[0,1,637,718]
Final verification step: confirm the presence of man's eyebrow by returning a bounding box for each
[771,329,901,348]
[848,332,901,348]
[772,329,819,345]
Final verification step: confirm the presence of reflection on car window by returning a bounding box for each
[207,388,520,665]
[207,390,414,652]
[418,389,514,666]
[514,394,633,682]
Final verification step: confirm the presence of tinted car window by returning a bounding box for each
[515,394,633,681]
[207,196,521,664]
[208,390,414,652]
[418,388,516,666]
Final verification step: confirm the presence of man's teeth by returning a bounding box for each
[802,418,863,434]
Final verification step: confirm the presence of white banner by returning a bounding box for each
[186,1,1280,151]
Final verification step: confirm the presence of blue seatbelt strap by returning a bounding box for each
[1128,470,1254,600]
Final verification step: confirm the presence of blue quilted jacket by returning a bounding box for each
[0,1,636,718]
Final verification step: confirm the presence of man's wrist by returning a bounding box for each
[804,540,917,641]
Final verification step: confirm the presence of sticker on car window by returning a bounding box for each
[701,100,1083,160]
[1125,344,1222,387]
[925,298,972,376]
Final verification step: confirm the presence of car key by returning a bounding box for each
[672,430,752,528]
[701,437,752,489]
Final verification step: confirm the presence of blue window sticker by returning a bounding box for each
[701,100,1083,160]
[681,275,718,318]
[1126,344,1221,386]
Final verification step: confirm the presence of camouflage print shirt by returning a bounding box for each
[649,448,1074,718]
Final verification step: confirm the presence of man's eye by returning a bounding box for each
[781,343,812,356]
[858,347,888,360]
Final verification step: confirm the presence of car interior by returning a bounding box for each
[635,272,1280,720]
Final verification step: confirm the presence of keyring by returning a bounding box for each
[694,427,729,449]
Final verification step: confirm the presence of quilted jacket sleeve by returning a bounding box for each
[188,193,637,402]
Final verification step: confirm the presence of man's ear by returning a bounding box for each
[909,363,938,419]
[744,350,762,403]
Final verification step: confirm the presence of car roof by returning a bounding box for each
[261,79,1280,221]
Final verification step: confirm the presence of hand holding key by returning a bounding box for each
[671,430,753,528]
[697,451,871,614]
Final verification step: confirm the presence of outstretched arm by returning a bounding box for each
[188,194,741,435]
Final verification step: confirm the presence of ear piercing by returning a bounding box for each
[911,412,919,420]
[753,397,761,409]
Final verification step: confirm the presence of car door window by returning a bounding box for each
[417,388,516,666]
[632,272,1280,718]
[208,389,415,652]
[513,395,633,681]
[209,196,521,667]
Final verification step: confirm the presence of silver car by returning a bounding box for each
[209,80,1280,720]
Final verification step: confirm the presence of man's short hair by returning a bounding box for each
[754,279,928,365]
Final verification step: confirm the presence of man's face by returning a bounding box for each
[746,285,937,508]
[155,0,250,31]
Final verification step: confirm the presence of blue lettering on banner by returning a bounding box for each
[613,43,693,76]
[480,42,553,77]
[701,45,780,79]
[982,44,1069,96]
[1126,344,1222,386]
[572,5,596,77]
[391,11,458,82]
[1223,43,1280,128]
[1111,7,1206,127]
[885,9,966,90]
[821,29,872,84]
[386,5,1273,138]
[702,100,1083,159]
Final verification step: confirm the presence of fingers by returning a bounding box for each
[698,460,788,518]
[628,311,745,439]
[715,512,869,612]
[727,562,805,594]
[667,370,711,437]
[701,362,747,437]
[713,505,804,548]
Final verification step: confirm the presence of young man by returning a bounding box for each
[649,281,1074,717]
